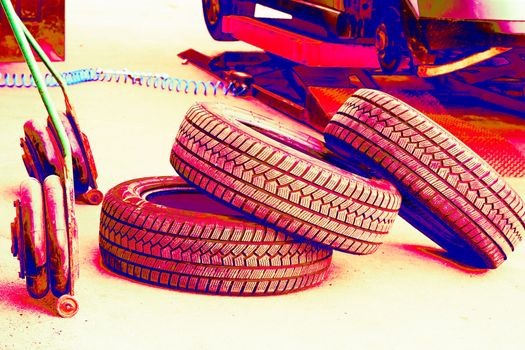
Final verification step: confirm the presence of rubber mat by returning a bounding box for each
[308,87,525,178]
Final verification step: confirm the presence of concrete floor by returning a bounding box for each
[1,1,525,349]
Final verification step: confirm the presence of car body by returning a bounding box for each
[403,0,525,64]
[203,0,525,73]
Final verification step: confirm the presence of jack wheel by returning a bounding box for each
[56,294,79,318]
[80,189,104,205]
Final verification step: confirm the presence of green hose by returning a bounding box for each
[21,20,72,104]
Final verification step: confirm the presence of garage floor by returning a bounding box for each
[1,1,524,349]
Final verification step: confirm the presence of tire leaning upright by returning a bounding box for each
[324,89,525,268]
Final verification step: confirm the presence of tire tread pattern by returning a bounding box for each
[325,89,525,267]
[99,176,332,295]
[171,103,401,254]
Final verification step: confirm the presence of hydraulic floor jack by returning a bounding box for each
[2,0,100,317]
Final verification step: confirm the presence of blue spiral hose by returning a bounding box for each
[0,68,246,96]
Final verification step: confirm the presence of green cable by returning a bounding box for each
[20,19,71,98]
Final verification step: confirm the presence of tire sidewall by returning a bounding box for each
[202,0,236,41]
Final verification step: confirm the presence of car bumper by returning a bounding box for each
[417,18,525,51]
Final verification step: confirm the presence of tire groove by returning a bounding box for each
[351,92,525,229]
[183,106,400,212]
[175,128,396,227]
[329,117,509,261]
[100,246,330,295]
[173,148,384,248]
[99,234,328,270]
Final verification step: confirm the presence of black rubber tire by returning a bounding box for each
[99,176,332,296]
[375,6,404,74]
[170,103,401,255]
[22,114,100,204]
[22,119,64,182]
[19,178,49,299]
[43,175,70,298]
[47,114,90,194]
[203,0,236,41]
[324,89,525,268]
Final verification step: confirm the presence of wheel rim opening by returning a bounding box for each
[239,121,328,160]
[205,0,220,25]
[145,188,243,217]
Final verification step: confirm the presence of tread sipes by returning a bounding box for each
[324,88,525,268]
[99,176,332,296]
[170,103,401,255]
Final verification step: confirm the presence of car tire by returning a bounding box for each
[203,0,239,41]
[99,176,332,296]
[171,103,401,255]
[324,89,525,268]
[375,6,404,74]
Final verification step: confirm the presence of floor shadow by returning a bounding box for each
[0,281,56,316]
[392,243,490,275]
[90,246,116,278]
[1,184,20,199]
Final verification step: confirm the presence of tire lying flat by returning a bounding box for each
[99,176,332,296]
[324,88,525,268]
[170,103,401,255]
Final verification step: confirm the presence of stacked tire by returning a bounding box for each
[99,101,404,296]
[99,89,524,297]
[99,176,332,295]
[170,103,402,254]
